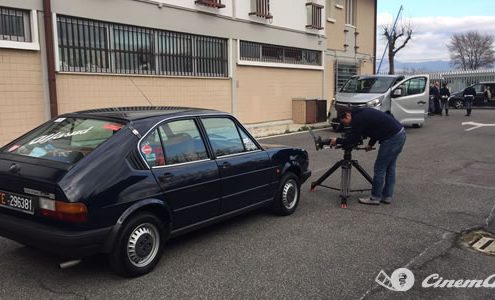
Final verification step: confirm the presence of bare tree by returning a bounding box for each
[447,31,495,70]
[382,23,413,74]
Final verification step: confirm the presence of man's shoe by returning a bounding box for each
[359,197,380,205]
[381,198,392,204]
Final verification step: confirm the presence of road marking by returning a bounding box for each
[461,121,495,131]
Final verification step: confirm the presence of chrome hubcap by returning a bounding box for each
[127,223,160,268]
[282,179,298,210]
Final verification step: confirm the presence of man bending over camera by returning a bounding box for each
[330,108,406,205]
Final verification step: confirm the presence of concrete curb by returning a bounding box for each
[245,120,329,138]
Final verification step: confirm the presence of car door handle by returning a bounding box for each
[158,173,174,182]
[417,101,426,104]
[221,162,231,169]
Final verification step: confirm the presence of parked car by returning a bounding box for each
[328,74,429,130]
[448,81,495,109]
[0,107,311,277]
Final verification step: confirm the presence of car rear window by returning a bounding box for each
[3,117,125,164]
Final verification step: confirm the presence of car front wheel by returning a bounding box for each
[272,172,300,216]
[108,212,165,277]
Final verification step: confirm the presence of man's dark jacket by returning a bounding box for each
[336,108,403,149]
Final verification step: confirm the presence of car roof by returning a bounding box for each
[67,106,225,121]
[352,75,404,79]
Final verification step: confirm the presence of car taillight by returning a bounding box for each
[39,198,87,223]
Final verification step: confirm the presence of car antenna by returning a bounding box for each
[128,77,154,106]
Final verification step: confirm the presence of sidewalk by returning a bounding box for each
[245,120,329,138]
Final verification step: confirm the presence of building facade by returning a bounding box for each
[0,0,376,146]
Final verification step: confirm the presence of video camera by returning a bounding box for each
[308,127,364,151]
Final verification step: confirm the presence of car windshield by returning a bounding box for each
[2,117,126,164]
[341,77,398,94]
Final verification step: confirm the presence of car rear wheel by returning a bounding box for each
[272,172,300,216]
[108,212,165,277]
[453,99,464,109]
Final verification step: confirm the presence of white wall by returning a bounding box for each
[151,0,324,34]
[235,0,324,33]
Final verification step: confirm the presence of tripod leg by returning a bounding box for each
[340,161,351,208]
[351,160,373,184]
[310,160,344,190]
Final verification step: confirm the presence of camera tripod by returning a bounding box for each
[308,128,372,209]
[310,147,372,208]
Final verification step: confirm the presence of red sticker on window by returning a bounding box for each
[141,144,152,155]
[104,123,123,131]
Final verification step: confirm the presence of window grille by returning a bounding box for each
[240,41,321,66]
[249,0,272,19]
[306,2,323,30]
[194,0,225,8]
[57,15,228,77]
[0,6,31,42]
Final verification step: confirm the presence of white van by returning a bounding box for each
[328,74,429,130]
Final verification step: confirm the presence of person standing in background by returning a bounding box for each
[463,85,476,116]
[439,82,451,116]
[429,82,440,116]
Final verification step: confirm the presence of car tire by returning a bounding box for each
[453,99,464,109]
[272,172,300,216]
[108,212,165,277]
[412,123,422,128]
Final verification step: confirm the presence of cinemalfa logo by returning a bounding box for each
[375,268,415,292]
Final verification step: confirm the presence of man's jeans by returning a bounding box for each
[371,129,406,200]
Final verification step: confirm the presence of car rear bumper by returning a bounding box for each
[0,213,112,257]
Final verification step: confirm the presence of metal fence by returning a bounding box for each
[427,69,495,92]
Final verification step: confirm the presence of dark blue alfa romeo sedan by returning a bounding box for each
[0,107,311,277]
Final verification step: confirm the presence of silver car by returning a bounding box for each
[329,75,429,130]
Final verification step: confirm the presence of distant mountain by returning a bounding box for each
[377,60,452,73]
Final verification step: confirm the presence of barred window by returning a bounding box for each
[249,0,272,19]
[113,25,154,74]
[158,31,193,76]
[58,17,109,72]
[306,2,324,30]
[240,41,321,67]
[57,15,228,77]
[0,6,31,42]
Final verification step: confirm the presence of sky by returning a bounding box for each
[376,0,495,65]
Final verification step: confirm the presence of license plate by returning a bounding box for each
[0,190,35,215]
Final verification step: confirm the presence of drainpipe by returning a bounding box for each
[43,0,58,117]
[373,0,377,74]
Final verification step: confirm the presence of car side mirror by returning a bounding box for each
[392,88,402,98]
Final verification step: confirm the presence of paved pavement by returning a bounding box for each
[0,109,494,299]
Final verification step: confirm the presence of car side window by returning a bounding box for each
[202,118,247,156]
[140,129,166,167]
[158,119,208,165]
[398,77,427,96]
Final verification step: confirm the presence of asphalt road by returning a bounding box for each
[1,109,494,299]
